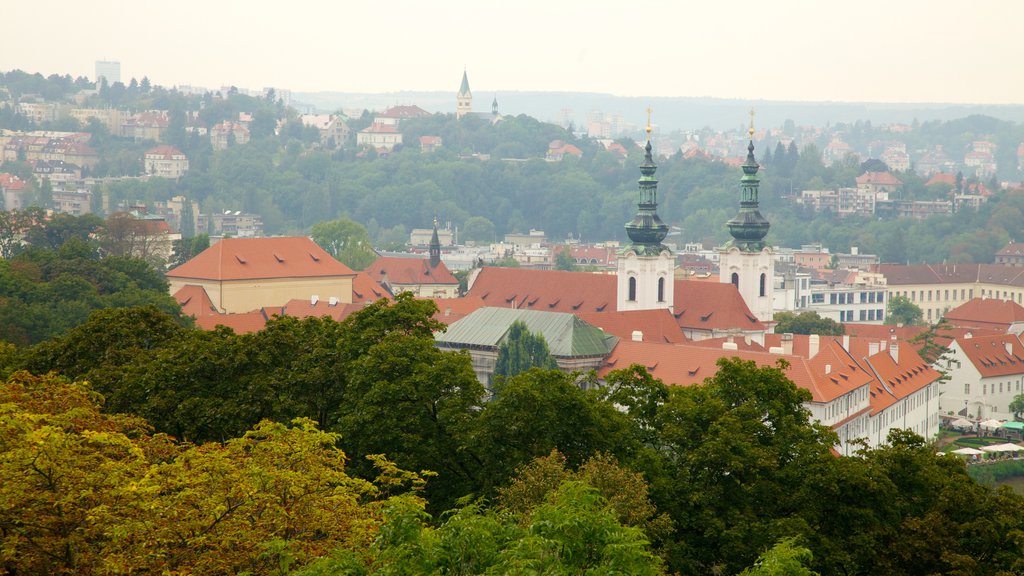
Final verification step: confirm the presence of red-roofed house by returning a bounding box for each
[856,171,902,196]
[166,237,355,313]
[144,145,189,178]
[356,123,402,151]
[351,271,392,304]
[419,136,443,152]
[546,140,583,162]
[210,121,250,150]
[364,256,459,298]
[941,333,1024,420]
[0,172,28,211]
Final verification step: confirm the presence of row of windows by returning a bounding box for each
[729,272,768,297]
[829,291,885,305]
[837,309,883,322]
[626,276,666,302]
[967,379,1024,396]
[900,287,1024,304]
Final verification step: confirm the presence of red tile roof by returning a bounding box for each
[857,342,942,415]
[598,340,852,403]
[173,284,219,317]
[688,335,764,351]
[365,256,458,286]
[351,271,392,304]
[144,145,185,159]
[944,298,1024,331]
[281,298,364,322]
[926,173,957,187]
[361,123,400,134]
[954,334,1024,378]
[166,237,354,281]
[856,171,901,187]
[0,173,26,190]
[996,242,1024,257]
[576,309,687,344]
[425,296,487,325]
[194,309,272,334]
[466,267,764,333]
[380,105,431,119]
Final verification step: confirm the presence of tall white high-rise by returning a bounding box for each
[95,60,121,84]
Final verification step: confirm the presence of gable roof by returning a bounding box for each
[365,256,458,286]
[351,271,392,303]
[944,298,1024,331]
[173,284,219,317]
[425,295,487,325]
[435,307,618,358]
[954,334,1024,378]
[856,171,901,186]
[166,237,354,281]
[856,342,942,414]
[877,263,1024,287]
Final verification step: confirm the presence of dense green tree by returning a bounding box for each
[886,294,924,326]
[461,215,496,243]
[772,311,845,335]
[1010,394,1024,421]
[311,217,378,270]
[492,321,557,383]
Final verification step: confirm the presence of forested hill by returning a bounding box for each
[295,89,1024,131]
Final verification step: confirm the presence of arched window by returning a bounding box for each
[658,277,665,302]
[628,276,637,301]
[731,272,739,288]
[759,273,766,297]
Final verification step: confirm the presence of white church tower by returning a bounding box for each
[456,70,472,119]
[617,114,674,313]
[719,112,774,322]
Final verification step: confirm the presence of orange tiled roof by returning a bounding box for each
[365,256,458,286]
[954,334,1024,378]
[598,340,853,403]
[194,309,271,334]
[173,284,219,317]
[996,242,1024,257]
[466,267,763,333]
[944,298,1024,331]
[856,171,901,186]
[166,237,354,281]
[145,144,185,159]
[351,271,392,304]
[425,296,487,325]
[281,299,364,322]
[577,309,687,344]
[876,264,1024,286]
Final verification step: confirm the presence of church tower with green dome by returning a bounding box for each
[617,111,674,313]
[719,111,774,322]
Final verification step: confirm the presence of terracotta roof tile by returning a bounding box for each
[944,298,1024,331]
[194,310,270,334]
[173,284,219,317]
[954,334,1024,378]
[351,271,392,303]
[281,298,364,322]
[365,256,458,286]
[166,237,354,281]
[576,309,687,344]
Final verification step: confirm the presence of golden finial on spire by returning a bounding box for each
[646,106,653,138]
[748,108,756,139]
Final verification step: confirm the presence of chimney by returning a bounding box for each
[311,294,319,306]
[842,334,850,351]
[809,334,820,359]
[851,246,859,255]
[631,330,644,342]
[722,341,739,351]
[869,342,879,356]
[889,334,899,364]
[769,346,785,354]
[328,296,338,306]
[782,333,794,355]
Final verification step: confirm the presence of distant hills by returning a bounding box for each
[293,90,1024,132]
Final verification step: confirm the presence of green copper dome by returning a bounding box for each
[725,139,770,251]
[624,139,670,255]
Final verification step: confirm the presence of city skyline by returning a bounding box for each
[1,0,1021,105]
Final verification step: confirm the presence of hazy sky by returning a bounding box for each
[3,0,1020,104]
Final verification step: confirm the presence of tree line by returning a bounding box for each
[3,295,1024,574]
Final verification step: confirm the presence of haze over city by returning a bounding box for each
[3,0,1020,105]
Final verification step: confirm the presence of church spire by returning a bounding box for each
[725,109,770,251]
[429,218,441,267]
[624,108,669,255]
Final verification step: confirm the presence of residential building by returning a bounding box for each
[995,242,1024,267]
[0,173,28,210]
[199,210,263,238]
[943,298,1024,335]
[356,123,402,151]
[121,111,168,141]
[166,236,356,314]
[143,145,189,178]
[856,171,902,196]
[210,121,250,150]
[546,140,582,161]
[940,333,1024,421]
[419,135,443,152]
[364,225,459,298]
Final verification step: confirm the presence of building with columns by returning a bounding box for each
[616,122,674,313]
[719,121,774,322]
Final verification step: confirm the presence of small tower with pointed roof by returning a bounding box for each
[492,96,499,116]
[617,109,674,313]
[429,218,442,268]
[457,70,472,119]
[719,110,774,322]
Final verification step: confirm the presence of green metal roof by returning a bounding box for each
[435,307,618,357]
